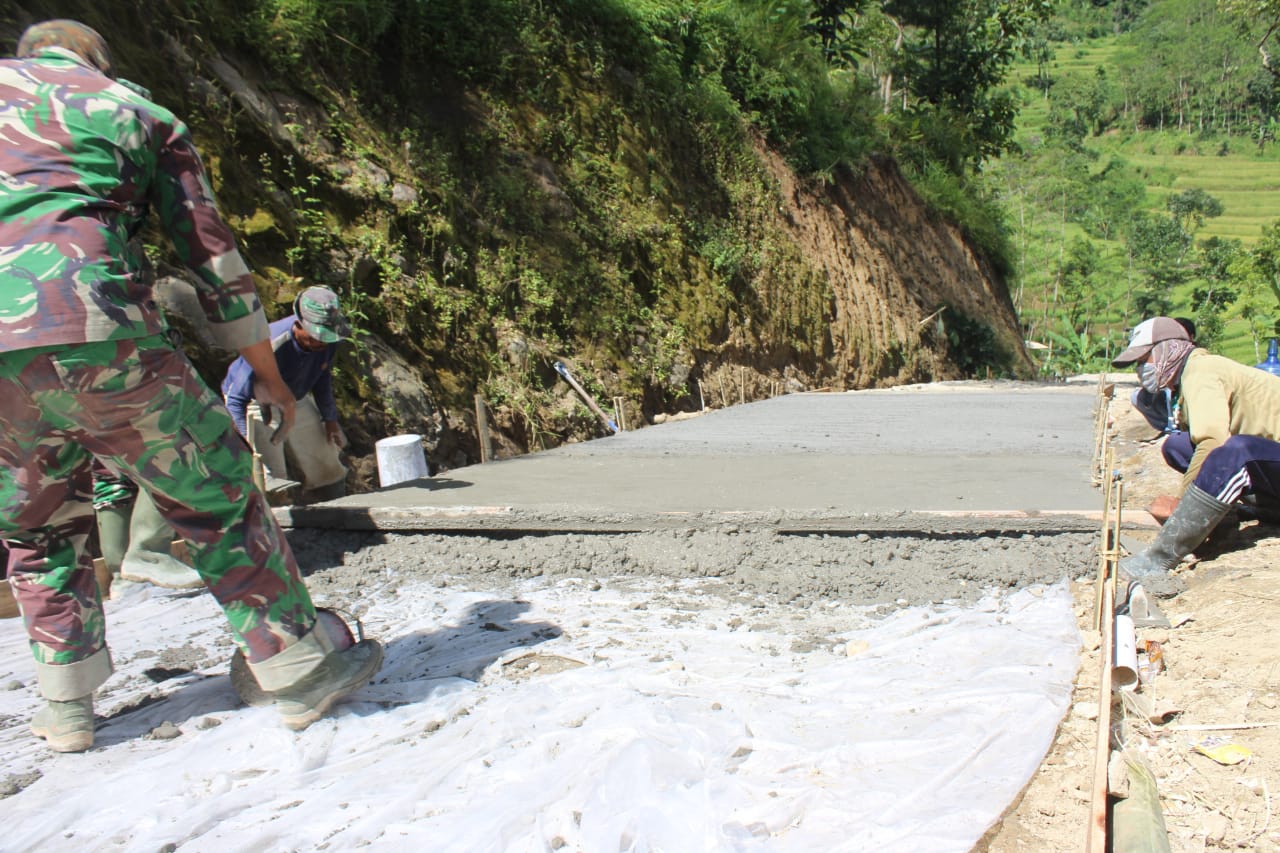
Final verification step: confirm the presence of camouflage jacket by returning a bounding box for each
[0,48,268,353]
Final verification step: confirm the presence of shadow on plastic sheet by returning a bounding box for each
[366,597,564,705]
[92,598,562,745]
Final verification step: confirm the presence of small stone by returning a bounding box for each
[1201,813,1230,843]
[1072,702,1099,721]
[150,722,182,740]
[846,640,870,657]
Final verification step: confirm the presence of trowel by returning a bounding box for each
[1115,580,1171,630]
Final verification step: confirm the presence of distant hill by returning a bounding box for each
[991,2,1280,369]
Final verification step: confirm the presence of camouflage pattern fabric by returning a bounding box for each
[91,460,138,510]
[0,49,268,354]
[0,336,317,684]
[15,20,115,78]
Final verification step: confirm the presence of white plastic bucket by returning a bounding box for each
[375,434,429,487]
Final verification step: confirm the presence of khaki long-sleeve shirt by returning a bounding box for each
[1179,348,1280,489]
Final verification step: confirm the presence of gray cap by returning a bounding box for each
[1112,317,1191,366]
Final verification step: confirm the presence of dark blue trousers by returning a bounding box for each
[1162,431,1280,503]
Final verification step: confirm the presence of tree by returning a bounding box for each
[1042,326,1112,376]
[1235,225,1280,356]
[1166,187,1224,236]
[1254,218,1280,307]
[1059,236,1103,329]
[1190,236,1242,348]
[1221,0,1280,79]
[882,0,1055,171]
[1045,68,1114,148]
[1079,156,1147,241]
[807,0,871,66]
[1126,212,1191,315]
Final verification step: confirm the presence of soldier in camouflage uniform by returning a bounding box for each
[0,20,382,752]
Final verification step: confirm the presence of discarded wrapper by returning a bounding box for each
[1192,736,1252,766]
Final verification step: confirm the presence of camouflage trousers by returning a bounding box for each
[0,335,323,700]
[91,458,139,509]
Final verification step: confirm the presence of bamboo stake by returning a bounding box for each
[474,394,492,463]
[1088,486,1118,853]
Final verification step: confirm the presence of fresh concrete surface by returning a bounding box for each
[280,381,1112,533]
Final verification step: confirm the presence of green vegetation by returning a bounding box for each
[29,0,1050,451]
[14,0,1277,453]
[988,0,1280,372]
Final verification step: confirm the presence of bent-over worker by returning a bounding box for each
[222,285,350,501]
[1112,316,1280,599]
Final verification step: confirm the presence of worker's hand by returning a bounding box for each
[238,339,296,446]
[1147,494,1179,523]
[324,420,347,449]
[252,377,296,445]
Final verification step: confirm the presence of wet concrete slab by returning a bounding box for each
[279,382,1120,534]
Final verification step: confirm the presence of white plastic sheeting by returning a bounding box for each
[0,573,1079,851]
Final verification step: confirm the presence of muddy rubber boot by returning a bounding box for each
[271,639,384,731]
[1118,484,1232,599]
[119,490,203,590]
[30,695,95,753]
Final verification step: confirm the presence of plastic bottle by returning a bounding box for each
[1257,338,1280,376]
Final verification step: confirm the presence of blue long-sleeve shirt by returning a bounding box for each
[222,316,339,435]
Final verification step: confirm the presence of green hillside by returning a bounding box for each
[1015,37,1280,247]
[994,8,1280,369]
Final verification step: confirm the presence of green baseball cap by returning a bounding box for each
[293,286,351,344]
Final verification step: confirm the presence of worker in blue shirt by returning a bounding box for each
[223,286,350,500]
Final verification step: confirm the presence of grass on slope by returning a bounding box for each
[1009,39,1280,246]
[1001,34,1280,368]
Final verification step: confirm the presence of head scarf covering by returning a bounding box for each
[16,20,115,78]
[1146,338,1196,391]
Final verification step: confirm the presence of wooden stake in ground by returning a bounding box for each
[475,393,493,463]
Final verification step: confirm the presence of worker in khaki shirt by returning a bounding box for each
[1112,317,1280,599]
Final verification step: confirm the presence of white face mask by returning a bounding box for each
[1137,361,1161,394]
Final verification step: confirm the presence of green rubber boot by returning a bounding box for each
[31,695,95,753]
[272,640,384,731]
[1118,484,1232,599]
[95,501,132,577]
[119,489,203,590]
